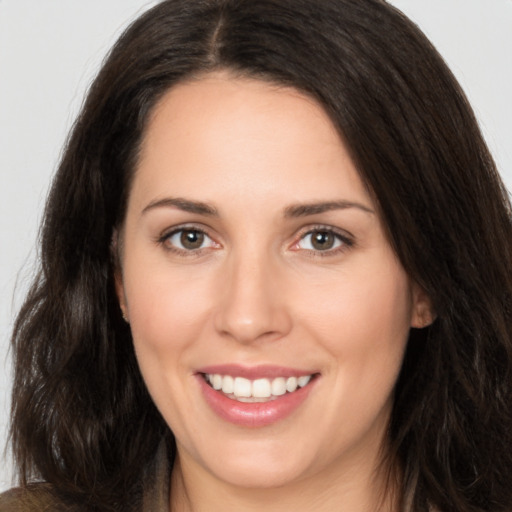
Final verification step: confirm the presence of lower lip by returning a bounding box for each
[197,375,317,428]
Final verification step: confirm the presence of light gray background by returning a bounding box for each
[1,0,511,491]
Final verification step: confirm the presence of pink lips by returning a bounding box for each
[196,365,318,428]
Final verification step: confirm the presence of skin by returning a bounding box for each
[116,72,432,512]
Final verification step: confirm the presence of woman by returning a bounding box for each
[2,0,512,510]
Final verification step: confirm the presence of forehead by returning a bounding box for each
[131,73,372,213]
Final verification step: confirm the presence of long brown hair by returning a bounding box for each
[10,1,512,510]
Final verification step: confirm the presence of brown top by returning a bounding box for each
[0,442,171,511]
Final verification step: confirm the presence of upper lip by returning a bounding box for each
[196,364,319,380]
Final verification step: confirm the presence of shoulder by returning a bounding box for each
[0,484,84,512]
[0,440,170,512]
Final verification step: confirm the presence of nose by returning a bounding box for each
[213,250,292,345]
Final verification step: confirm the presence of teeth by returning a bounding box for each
[271,377,287,396]
[286,377,298,393]
[297,375,311,387]
[221,375,234,394]
[252,378,271,398]
[212,374,222,390]
[205,373,314,400]
[234,377,252,397]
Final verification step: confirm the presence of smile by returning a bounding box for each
[197,366,319,427]
[204,373,313,402]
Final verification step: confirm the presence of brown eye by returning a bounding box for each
[296,229,345,252]
[180,230,205,249]
[163,228,216,252]
[310,231,336,250]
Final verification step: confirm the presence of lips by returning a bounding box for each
[196,365,318,427]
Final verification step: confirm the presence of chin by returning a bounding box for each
[207,457,309,489]
[184,435,319,489]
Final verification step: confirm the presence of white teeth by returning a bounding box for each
[252,378,271,398]
[297,375,311,387]
[286,377,298,393]
[221,375,234,394]
[233,377,252,398]
[212,374,222,390]
[205,373,314,400]
[271,377,287,396]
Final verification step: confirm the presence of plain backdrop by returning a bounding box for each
[1,0,511,491]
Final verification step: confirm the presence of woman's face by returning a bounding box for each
[117,73,429,490]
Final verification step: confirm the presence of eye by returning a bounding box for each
[295,228,351,253]
[162,228,217,252]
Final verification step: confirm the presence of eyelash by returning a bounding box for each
[157,224,354,257]
[292,225,354,257]
[157,225,218,256]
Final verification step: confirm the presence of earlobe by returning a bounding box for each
[111,230,130,323]
[411,284,435,329]
[120,305,130,323]
[114,265,130,324]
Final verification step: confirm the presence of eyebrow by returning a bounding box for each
[141,197,374,218]
[284,200,374,217]
[141,197,219,216]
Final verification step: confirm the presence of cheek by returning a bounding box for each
[121,256,219,429]
[295,258,413,385]
[122,253,217,363]
[289,261,413,450]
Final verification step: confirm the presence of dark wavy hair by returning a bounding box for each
[9,0,512,510]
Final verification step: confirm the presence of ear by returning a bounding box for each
[410,283,435,329]
[111,230,129,323]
